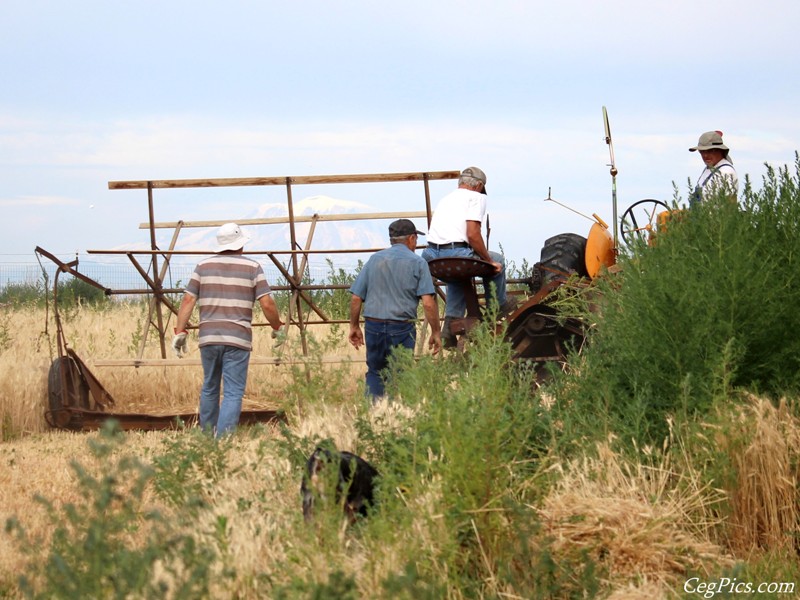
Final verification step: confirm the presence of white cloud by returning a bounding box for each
[0,195,81,207]
[2,0,800,266]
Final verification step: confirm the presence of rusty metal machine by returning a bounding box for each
[37,170,461,431]
[37,107,670,427]
[426,214,616,378]
[425,106,669,379]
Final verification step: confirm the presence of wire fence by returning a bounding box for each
[0,259,345,293]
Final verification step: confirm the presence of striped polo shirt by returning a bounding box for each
[185,254,271,350]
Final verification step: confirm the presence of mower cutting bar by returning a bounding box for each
[49,407,285,432]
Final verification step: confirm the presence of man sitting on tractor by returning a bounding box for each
[422,166,513,348]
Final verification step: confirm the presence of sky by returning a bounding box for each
[2,0,800,277]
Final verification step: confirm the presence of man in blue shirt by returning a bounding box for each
[349,219,442,402]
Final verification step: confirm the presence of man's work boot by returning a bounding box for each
[499,297,519,318]
[442,317,458,349]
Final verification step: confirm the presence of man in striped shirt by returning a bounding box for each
[173,223,283,436]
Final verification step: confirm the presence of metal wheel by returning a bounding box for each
[620,199,670,246]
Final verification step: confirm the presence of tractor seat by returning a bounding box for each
[427,257,498,333]
[427,257,496,284]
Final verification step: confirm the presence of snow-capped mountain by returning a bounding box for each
[71,194,431,289]
[248,195,389,253]
[150,195,426,270]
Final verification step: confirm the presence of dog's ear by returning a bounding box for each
[301,485,314,522]
[301,447,330,522]
[315,439,339,457]
[309,448,325,474]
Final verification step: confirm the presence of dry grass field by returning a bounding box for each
[1,302,799,598]
[0,302,364,435]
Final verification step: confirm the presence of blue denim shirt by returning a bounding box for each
[349,243,435,321]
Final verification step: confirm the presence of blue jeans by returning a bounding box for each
[364,319,416,402]
[199,345,251,437]
[421,246,507,318]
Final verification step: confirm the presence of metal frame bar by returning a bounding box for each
[96,170,459,363]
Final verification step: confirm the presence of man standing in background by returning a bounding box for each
[689,130,739,205]
[349,219,442,403]
[172,222,283,436]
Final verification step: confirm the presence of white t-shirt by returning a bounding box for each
[426,187,487,244]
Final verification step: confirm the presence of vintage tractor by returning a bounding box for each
[509,197,671,365]
[427,106,672,377]
[426,213,616,375]
[427,195,671,379]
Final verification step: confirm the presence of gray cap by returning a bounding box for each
[689,131,729,152]
[460,166,487,194]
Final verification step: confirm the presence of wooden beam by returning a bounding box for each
[87,247,390,255]
[110,170,460,190]
[137,210,428,230]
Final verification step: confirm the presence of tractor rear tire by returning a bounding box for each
[539,233,588,281]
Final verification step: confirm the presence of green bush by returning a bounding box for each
[151,426,229,515]
[0,275,109,309]
[56,276,109,308]
[5,421,215,599]
[310,259,361,320]
[271,259,361,322]
[0,281,47,307]
[557,156,800,446]
[347,319,577,596]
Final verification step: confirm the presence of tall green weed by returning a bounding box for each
[558,156,800,446]
[0,281,48,307]
[348,319,583,595]
[5,421,215,599]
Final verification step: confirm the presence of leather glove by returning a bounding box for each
[172,330,188,358]
[271,325,287,349]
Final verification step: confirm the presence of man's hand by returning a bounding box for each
[172,331,188,358]
[271,324,287,349]
[428,331,442,355]
[349,295,365,350]
[349,325,364,350]
[420,294,442,355]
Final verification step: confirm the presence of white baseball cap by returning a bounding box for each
[216,223,249,252]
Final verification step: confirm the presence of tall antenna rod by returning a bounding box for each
[603,106,619,250]
[544,187,595,222]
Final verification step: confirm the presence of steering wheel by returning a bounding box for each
[620,199,670,246]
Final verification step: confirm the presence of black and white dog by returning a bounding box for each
[301,446,380,523]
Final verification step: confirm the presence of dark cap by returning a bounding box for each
[389,219,426,238]
[460,166,487,194]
